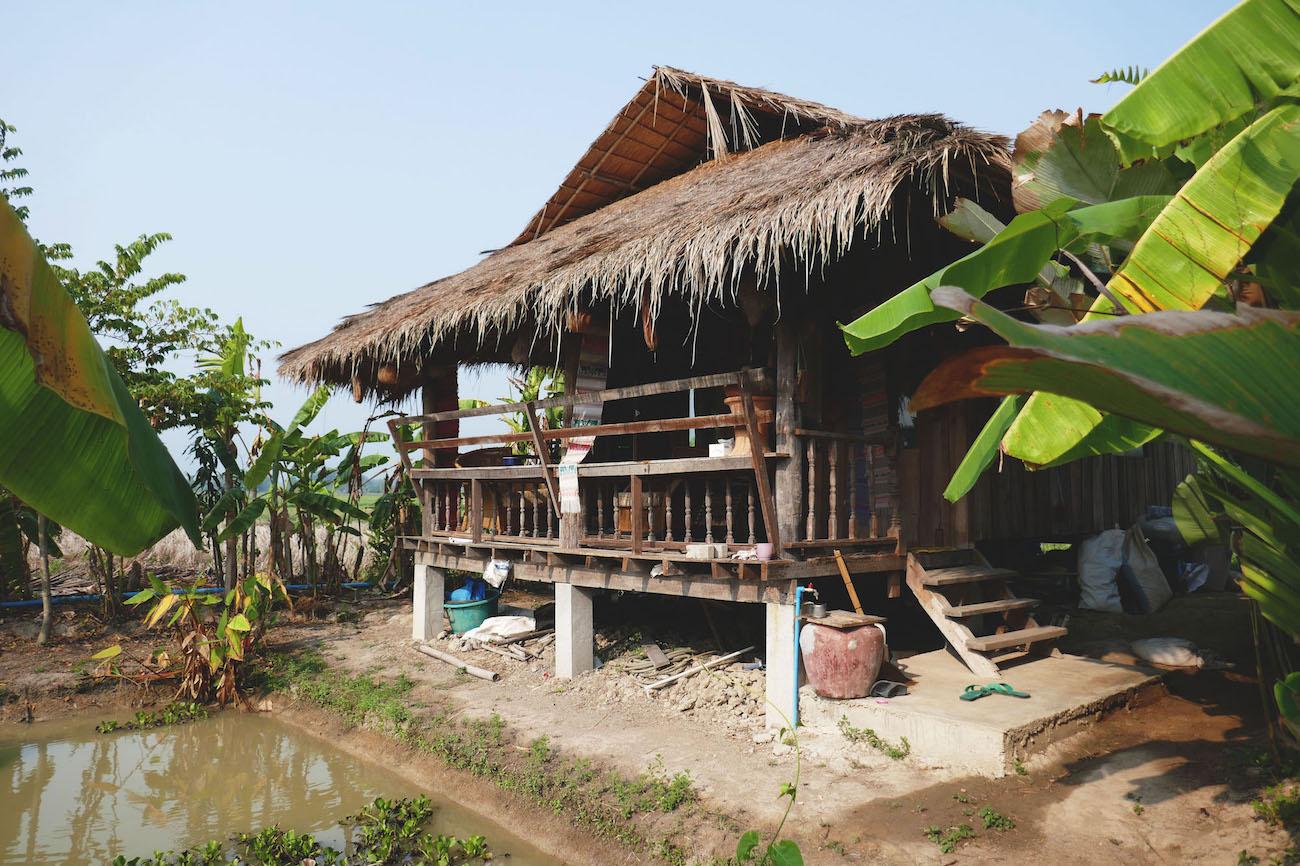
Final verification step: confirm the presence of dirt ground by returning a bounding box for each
[1,591,1296,864]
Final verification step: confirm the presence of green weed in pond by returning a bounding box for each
[109,794,490,865]
[96,702,207,734]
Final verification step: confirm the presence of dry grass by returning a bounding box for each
[28,524,378,585]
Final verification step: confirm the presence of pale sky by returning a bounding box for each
[5,1,1231,468]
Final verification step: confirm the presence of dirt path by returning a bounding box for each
[2,596,1296,864]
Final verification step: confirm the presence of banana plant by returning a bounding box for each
[200,386,384,593]
[838,0,1300,737]
[0,196,201,555]
[842,0,1300,486]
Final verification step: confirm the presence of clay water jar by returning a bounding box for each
[799,622,885,700]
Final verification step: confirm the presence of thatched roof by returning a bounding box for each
[279,67,1010,393]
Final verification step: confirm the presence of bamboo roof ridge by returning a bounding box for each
[279,68,1010,393]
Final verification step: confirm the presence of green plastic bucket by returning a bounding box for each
[445,589,501,634]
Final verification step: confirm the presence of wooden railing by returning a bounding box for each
[791,428,897,549]
[388,370,900,562]
[389,369,784,560]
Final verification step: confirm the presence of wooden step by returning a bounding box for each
[941,598,1037,618]
[920,567,1017,587]
[965,625,1067,652]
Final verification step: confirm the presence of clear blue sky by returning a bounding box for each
[6,0,1232,465]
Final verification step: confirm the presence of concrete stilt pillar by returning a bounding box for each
[555,582,594,678]
[412,562,445,642]
[764,601,798,730]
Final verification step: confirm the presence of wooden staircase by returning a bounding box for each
[906,550,1065,677]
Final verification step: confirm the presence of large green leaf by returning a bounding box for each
[1008,410,1163,469]
[840,196,1171,354]
[0,198,200,555]
[243,432,283,491]
[914,288,1300,468]
[288,385,331,433]
[1100,0,1300,163]
[1172,473,1225,547]
[1099,102,1300,315]
[215,498,267,543]
[943,395,1025,502]
[1004,103,1300,466]
[1012,111,1189,213]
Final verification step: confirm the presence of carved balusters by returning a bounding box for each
[546,496,554,539]
[596,483,606,538]
[665,484,674,544]
[443,483,452,532]
[868,448,879,538]
[646,486,655,544]
[747,481,756,545]
[724,479,734,545]
[848,446,859,540]
[704,481,714,544]
[532,486,541,538]
[828,441,840,540]
[512,481,522,535]
[683,481,693,544]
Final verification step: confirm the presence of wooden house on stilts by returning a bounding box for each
[280,68,1192,725]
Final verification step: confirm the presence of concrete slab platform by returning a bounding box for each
[798,649,1163,777]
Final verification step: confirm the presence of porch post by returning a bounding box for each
[774,318,803,551]
[764,600,798,729]
[555,582,594,678]
[412,559,445,641]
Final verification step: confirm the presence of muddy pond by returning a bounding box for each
[0,711,558,864]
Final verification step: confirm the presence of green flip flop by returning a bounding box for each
[960,683,1031,701]
[989,682,1031,698]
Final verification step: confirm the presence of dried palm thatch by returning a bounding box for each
[279,68,1010,395]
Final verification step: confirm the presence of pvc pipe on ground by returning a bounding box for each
[413,643,500,682]
[643,646,755,692]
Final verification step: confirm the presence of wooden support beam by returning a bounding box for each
[774,318,803,551]
[470,479,484,544]
[417,549,799,605]
[525,401,561,514]
[630,474,644,555]
[739,373,782,558]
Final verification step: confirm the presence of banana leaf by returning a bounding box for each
[942,395,1025,502]
[1100,102,1300,315]
[914,287,1300,468]
[840,196,1171,354]
[1171,473,1226,547]
[1012,110,1190,212]
[1003,102,1300,467]
[0,198,200,555]
[1100,0,1300,163]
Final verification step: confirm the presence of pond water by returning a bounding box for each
[0,712,558,865]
